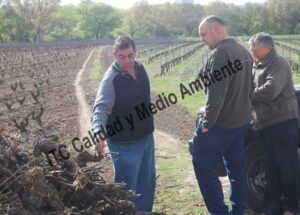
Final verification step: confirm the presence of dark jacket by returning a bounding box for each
[202,38,253,129]
[252,49,298,129]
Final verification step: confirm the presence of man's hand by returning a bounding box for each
[95,138,106,154]
[202,127,209,133]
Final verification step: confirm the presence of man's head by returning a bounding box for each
[249,32,274,63]
[198,15,228,50]
[113,36,136,72]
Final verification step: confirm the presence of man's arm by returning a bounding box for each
[252,58,290,103]
[91,71,116,152]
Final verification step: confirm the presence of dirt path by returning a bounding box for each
[73,47,114,182]
[74,48,96,138]
[72,47,181,152]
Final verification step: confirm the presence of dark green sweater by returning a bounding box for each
[202,38,253,129]
[252,49,298,129]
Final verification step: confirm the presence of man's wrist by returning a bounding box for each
[92,127,101,134]
[202,126,209,133]
[202,121,209,130]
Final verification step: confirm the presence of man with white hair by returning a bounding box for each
[192,15,253,215]
[249,32,298,215]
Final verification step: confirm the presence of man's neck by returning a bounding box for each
[125,67,136,79]
[214,35,230,49]
[219,34,229,43]
[259,49,273,63]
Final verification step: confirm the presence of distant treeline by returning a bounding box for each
[0,0,299,42]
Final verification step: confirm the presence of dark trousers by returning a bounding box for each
[192,123,249,215]
[257,118,298,215]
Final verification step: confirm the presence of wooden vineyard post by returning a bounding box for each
[298,53,300,74]
[289,40,291,60]
[165,53,168,73]
[160,55,163,76]
[195,63,200,78]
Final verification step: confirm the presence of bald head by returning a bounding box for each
[200,15,225,27]
[198,15,228,50]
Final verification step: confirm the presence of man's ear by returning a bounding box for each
[112,50,117,59]
[213,24,220,34]
[267,46,273,52]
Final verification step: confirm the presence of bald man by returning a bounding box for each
[191,16,253,215]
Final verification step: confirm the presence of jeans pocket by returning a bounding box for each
[195,122,203,135]
[107,143,120,162]
[192,123,203,147]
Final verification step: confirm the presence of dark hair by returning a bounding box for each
[203,15,225,26]
[113,36,136,52]
[249,32,274,48]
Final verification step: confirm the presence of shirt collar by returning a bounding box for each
[215,38,234,49]
[113,61,138,75]
[255,49,276,69]
[112,61,139,78]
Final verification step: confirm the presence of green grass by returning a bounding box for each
[293,73,300,84]
[91,47,106,78]
[91,61,102,78]
[276,44,299,64]
[154,142,208,214]
[141,47,209,115]
[153,138,257,215]
[278,41,300,50]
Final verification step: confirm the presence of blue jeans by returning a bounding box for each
[107,134,156,212]
[192,123,249,215]
[257,119,298,215]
